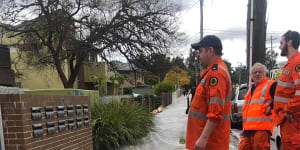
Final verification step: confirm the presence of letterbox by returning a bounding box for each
[76,105,82,115]
[76,118,82,128]
[67,105,74,116]
[84,116,89,126]
[68,119,75,130]
[58,120,66,132]
[31,107,42,121]
[46,122,56,135]
[32,123,43,137]
[83,104,89,115]
[57,106,65,118]
[45,106,54,119]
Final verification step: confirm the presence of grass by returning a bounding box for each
[92,100,154,150]
[179,136,186,144]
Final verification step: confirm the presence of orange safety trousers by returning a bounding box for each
[238,131,270,150]
[273,52,300,150]
[280,118,300,150]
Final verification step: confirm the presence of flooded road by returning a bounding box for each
[121,94,242,150]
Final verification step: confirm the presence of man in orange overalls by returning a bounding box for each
[274,30,300,149]
[239,63,276,150]
[186,35,232,150]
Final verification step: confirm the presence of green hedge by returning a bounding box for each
[154,81,175,95]
[92,101,154,150]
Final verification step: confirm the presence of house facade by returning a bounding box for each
[112,61,145,94]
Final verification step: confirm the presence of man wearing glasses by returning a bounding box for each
[239,63,277,150]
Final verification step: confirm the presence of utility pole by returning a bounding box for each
[195,0,204,85]
[271,34,273,50]
[247,0,267,66]
[266,34,277,70]
[238,62,242,85]
[247,0,267,86]
[200,0,203,40]
[270,34,277,51]
[266,34,277,51]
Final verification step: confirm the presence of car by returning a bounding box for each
[231,84,248,128]
[271,125,281,150]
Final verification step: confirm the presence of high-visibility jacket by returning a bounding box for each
[186,57,232,150]
[242,78,275,133]
[274,51,300,123]
[274,51,300,144]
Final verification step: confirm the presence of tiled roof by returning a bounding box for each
[112,61,140,71]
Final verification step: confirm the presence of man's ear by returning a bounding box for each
[209,47,214,54]
[287,40,293,47]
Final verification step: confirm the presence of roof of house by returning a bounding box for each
[112,61,142,72]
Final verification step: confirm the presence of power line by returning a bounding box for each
[180,0,200,16]
[203,28,283,34]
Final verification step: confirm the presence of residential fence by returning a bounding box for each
[132,88,154,96]
[99,95,134,104]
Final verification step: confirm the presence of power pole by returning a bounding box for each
[271,34,273,50]
[266,34,277,50]
[270,34,277,51]
[247,0,267,66]
[195,0,204,85]
[265,34,277,70]
[247,0,267,85]
[200,0,203,40]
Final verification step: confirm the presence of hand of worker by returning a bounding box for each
[286,112,293,123]
[264,106,272,116]
[194,136,208,150]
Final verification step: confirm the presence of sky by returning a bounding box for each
[176,0,300,67]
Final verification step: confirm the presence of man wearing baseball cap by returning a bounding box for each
[186,35,232,150]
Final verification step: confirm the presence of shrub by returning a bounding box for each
[154,81,175,95]
[123,88,133,95]
[92,101,154,150]
[153,95,162,108]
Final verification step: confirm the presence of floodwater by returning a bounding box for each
[121,94,241,150]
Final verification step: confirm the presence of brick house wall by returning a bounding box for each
[0,94,93,150]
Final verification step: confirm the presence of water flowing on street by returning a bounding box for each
[121,94,240,150]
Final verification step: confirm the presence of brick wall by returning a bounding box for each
[0,94,93,150]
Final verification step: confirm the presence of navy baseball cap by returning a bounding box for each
[191,35,223,51]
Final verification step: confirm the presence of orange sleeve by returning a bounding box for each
[286,64,300,113]
[206,72,227,124]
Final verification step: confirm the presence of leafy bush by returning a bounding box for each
[123,88,133,95]
[153,95,162,108]
[92,101,154,150]
[154,81,175,95]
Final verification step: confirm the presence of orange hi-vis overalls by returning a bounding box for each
[243,78,275,133]
[186,57,232,150]
[239,78,275,150]
[274,51,300,149]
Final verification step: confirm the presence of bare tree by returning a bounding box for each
[0,0,182,88]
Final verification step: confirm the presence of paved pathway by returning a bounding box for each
[121,94,240,150]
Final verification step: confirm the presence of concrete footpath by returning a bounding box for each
[121,94,240,150]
